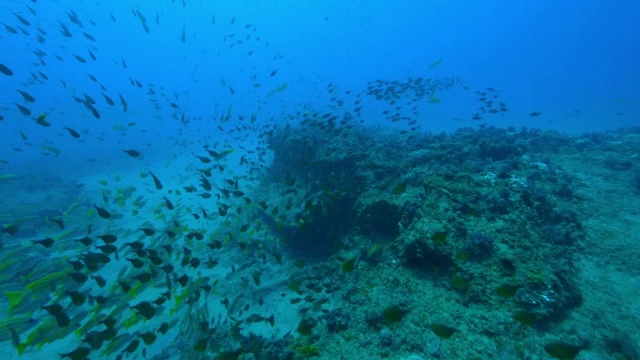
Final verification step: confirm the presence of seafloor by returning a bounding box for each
[1,124,639,360]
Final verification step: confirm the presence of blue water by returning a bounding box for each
[1,1,639,359]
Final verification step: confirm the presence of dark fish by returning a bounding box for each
[139,227,155,236]
[123,149,141,158]
[94,205,111,219]
[140,332,157,345]
[65,127,80,138]
[118,92,128,112]
[0,64,13,76]
[183,185,197,193]
[16,90,35,102]
[127,257,144,269]
[42,303,70,327]
[102,93,115,105]
[32,237,54,248]
[73,54,87,63]
[13,13,31,26]
[194,155,211,163]
[97,234,117,243]
[16,103,31,116]
[176,274,189,286]
[88,49,96,61]
[60,346,90,360]
[123,339,140,354]
[88,105,100,119]
[132,301,156,319]
[163,196,174,210]
[83,32,95,41]
[150,323,167,339]
[149,171,163,190]
[200,175,212,190]
[65,290,87,306]
[92,275,107,287]
[76,236,92,246]
[529,112,542,117]
[69,272,88,284]
[270,70,277,76]
[96,244,117,254]
[51,217,65,229]
[35,114,51,127]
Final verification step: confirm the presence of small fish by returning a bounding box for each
[16,90,35,102]
[132,301,157,319]
[97,234,117,243]
[127,257,144,268]
[139,227,155,236]
[13,13,31,26]
[118,92,128,112]
[529,112,542,117]
[16,103,31,116]
[42,303,70,327]
[163,196,174,210]
[92,275,107,287]
[60,346,90,360]
[270,70,277,77]
[32,237,54,248]
[76,236,93,246]
[149,171,163,190]
[102,93,115,105]
[73,54,87,63]
[65,127,80,138]
[194,155,211,163]
[69,272,88,284]
[123,149,141,158]
[0,64,13,76]
[35,114,51,127]
[94,205,111,219]
[51,217,65,229]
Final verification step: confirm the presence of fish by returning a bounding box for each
[60,346,90,360]
[65,127,80,138]
[149,171,163,190]
[83,32,95,41]
[529,112,542,117]
[35,114,51,127]
[123,149,141,158]
[69,272,88,284]
[118,92,128,112]
[73,54,87,63]
[94,205,111,219]
[32,237,54,248]
[65,290,87,306]
[92,275,107,287]
[16,90,35,102]
[163,196,174,210]
[42,303,70,328]
[127,257,144,269]
[139,227,155,236]
[13,13,31,26]
[97,234,117,243]
[16,103,31,116]
[0,64,13,76]
[132,301,157,319]
[102,93,115,105]
[96,244,117,254]
[194,155,211,163]
[270,70,277,76]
